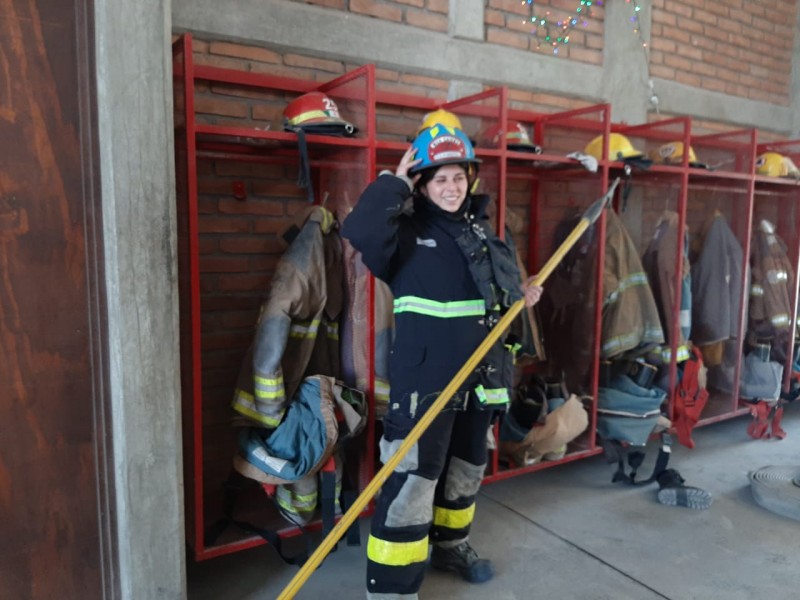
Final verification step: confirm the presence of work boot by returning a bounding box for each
[655,468,713,510]
[430,541,494,583]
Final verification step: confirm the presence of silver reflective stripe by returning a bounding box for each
[603,271,650,307]
[751,284,764,296]
[385,473,435,528]
[767,270,788,284]
[442,456,485,502]
[289,319,320,338]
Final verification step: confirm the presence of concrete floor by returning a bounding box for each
[188,405,799,599]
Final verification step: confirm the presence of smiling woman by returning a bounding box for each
[418,164,469,213]
[341,117,543,599]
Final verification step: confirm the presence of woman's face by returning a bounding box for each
[421,164,469,213]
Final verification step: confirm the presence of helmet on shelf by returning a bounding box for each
[584,133,644,161]
[283,91,356,136]
[408,123,481,175]
[650,141,709,169]
[484,122,542,154]
[755,152,800,178]
[416,109,464,136]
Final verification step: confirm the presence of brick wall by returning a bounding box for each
[177,0,797,520]
[486,0,605,63]
[650,0,796,106]
[286,0,449,32]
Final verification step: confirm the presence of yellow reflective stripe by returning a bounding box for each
[474,384,509,405]
[254,373,284,400]
[289,319,321,339]
[393,296,485,318]
[433,503,475,530]
[286,109,329,126]
[367,535,429,567]
[320,208,335,231]
[231,390,283,427]
[374,378,390,401]
[326,322,339,340]
[276,488,317,510]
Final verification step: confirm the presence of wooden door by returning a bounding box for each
[0,1,114,597]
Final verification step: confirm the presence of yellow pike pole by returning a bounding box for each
[278,177,620,600]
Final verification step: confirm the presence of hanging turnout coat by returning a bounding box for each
[232,206,343,428]
[690,211,744,347]
[641,210,692,364]
[601,209,664,359]
[748,219,795,362]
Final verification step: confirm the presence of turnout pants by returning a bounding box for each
[366,402,493,599]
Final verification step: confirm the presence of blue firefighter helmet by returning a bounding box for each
[409,124,481,175]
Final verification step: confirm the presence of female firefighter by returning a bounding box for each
[342,122,542,598]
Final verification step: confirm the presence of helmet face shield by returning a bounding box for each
[409,124,481,175]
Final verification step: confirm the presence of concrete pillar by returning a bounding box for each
[791,5,800,138]
[449,0,484,41]
[602,0,652,124]
[94,0,186,597]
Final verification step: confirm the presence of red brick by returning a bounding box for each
[426,0,448,13]
[283,54,344,74]
[200,256,251,273]
[199,217,252,234]
[399,72,448,90]
[406,8,448,32]
[350,0,403,21]
[219,237,285,254]
[219,197,286,215]
[486,28,530,51]
[208,42,281,64]
[217,273,271,292]
[483,8,506,27]
[194,96,249,118]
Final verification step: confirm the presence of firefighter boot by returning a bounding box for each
[656,468,713,510]
[430,541,494,583]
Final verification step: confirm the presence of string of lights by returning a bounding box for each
[523,0,603,55]
[522,0,659,112]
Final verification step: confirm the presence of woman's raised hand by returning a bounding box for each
[396,145,422,184]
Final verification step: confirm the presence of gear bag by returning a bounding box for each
[210,376,366,564]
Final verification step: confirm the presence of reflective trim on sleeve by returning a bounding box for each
[231,390,283,427]
[289,319,321,339]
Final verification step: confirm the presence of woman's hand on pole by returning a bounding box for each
[522,276,543,307]
[396,146,422,185]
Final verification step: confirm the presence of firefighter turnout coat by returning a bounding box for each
[232,206,343,428]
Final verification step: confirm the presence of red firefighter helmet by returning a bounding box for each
[283,91,356,136]
[484,122,542,154]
